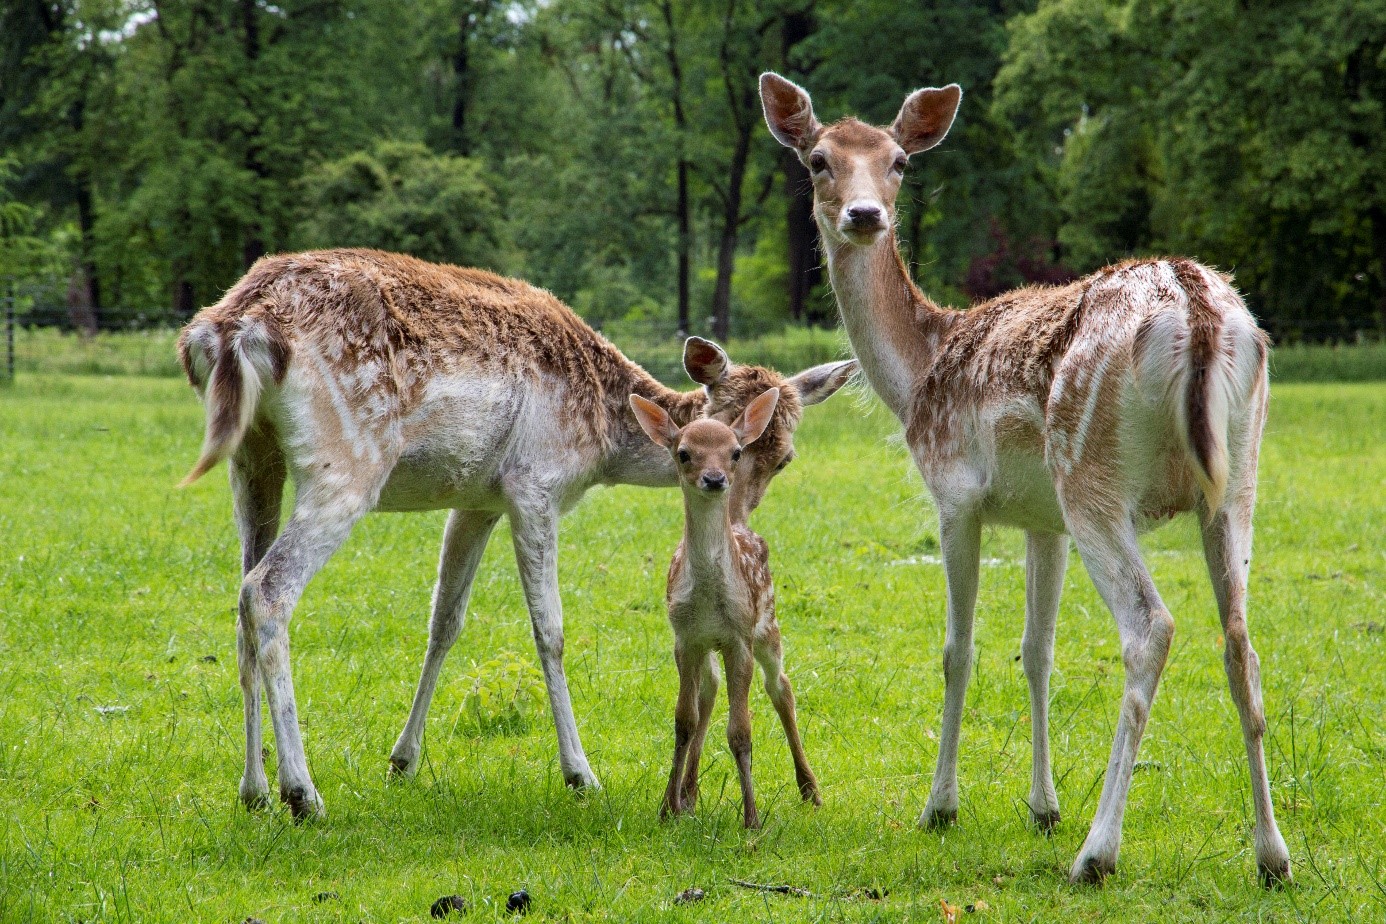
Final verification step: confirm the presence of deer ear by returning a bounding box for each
[684,336,730,386]
[629,394,678,448]
[787,359,858,406]
[760,72,821,153]
[732,387,780,446]
[890,84,962,155]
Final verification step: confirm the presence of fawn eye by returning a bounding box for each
[677,449,691,464]
[731,447,742,462]
[809,151,828,173]
[892,155,908,174]
[776,454,793,471]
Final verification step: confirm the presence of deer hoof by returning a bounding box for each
[1258,858,1292,889]
[387,754,416,779]
[1069,853,1115,886]
[920,806,957,830]
[1029,809,1061,834]
[282,785,325,822]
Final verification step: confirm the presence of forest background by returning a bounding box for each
[2,0,1384,343]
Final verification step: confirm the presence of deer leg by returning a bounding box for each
[389,509,501,777]
[508,501,598,790]
[723,643,759,829]
[1202,504,1291,886]
[662,643,705,819]
[229,432,285,810]
[754,626,821,805]
[920,510,982,829]
[678,652,719,810]
[1065,515,1174,884]
[1023,530,1068,832]
[240,491,370,820]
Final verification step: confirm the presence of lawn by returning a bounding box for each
[0,373,1383,922]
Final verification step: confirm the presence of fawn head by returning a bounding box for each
[759,72,961,248]
[681,336,855,519]
[630,388,780,507]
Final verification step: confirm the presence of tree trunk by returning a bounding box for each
[72,172,101,332]
[660,0,691,335]
[450,10,471,155]
[783,149,819,321]
[711,121,752,342]
[780,9,819,322]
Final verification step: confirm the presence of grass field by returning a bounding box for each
[1,374,1383,922]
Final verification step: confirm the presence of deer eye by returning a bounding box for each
[731,447,742,462]
[809,151,829,173]
[776,453,794,471]
[677,449,691,464]
[892,155,908,174]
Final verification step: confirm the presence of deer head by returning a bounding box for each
[682,336,855,519]
[759,72,961,249]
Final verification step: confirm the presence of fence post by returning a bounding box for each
[4,279,14,383]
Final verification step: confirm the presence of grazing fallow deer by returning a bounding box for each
[759,74,1291,885]
[177,247,855,819]
[630,388,821,829]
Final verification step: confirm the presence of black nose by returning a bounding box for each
[846,205,883,227]
[700,472,727,490]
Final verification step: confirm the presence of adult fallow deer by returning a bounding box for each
[759,74,1290,886]
[178,247,854,820]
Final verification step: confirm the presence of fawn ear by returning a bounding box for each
[684,336,730,386]
[629,394,678,448]
[890,84,962,155]
[732,387,780,446]
[760,72,821,154]
[787,359,858,406]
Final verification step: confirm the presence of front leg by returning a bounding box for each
[678,653,719,810]
[1023,530,1068,831]
[508,500,599,790]
[723,644,759,829]
[920,509,981,829]
[662,643,705,818]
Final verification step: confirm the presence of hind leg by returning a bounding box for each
[1202,495,1291,885]
[240,483,374,820]
[754,625,820,805]
[229,428,285,810]
[1023,530,1067,831]
[389,509,501,777]
[1065,515,1174,884]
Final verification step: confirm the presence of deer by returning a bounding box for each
[758,74,1291,886]
[630,387,821,829]
[176,247,856,820]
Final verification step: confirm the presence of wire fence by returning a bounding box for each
[2,287,1382,386]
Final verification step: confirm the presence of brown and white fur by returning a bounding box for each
[630,388,821,829]
[177,247,855,819]
[760,74,1290,885]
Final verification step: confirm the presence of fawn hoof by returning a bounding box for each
[1069,852,1115,885]
[1258,858,1292,889]
[920,806,957,830]
[1029,808,1061,834]
[800,780,823,807]
[281,785,325,822]
[743,811,761,830]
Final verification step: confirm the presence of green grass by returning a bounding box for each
[1,374,1383,922]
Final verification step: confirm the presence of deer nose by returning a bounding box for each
[845,204,883,227]
[700,471,728,491]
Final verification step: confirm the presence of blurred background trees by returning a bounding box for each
[2,0,1382,338]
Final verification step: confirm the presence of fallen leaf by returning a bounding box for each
[940,898,961,923]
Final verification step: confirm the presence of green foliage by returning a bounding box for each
[452,650,548,738]
[1,375,1384,919]
[298,142,506,270]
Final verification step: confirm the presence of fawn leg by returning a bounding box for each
[754,625,820,805]
[679,652,719,809]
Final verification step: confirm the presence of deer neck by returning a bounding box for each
[680,492,735,579]
[824,229,950,424]
[600,368,707,487]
